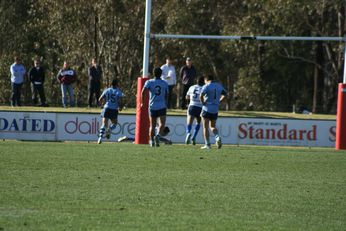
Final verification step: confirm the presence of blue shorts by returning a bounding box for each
[202,110,218,120]
[188,105,202,118]
[101,108,119,120]
[150,108,167,118]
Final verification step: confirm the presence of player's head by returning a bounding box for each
[153,67,162,79]
[197,76,205,86]
[34,58,41,67]
[111,78,118,87]
[186,57,192,66]
[15,56,22,64]
[204,75,214,83]
[63,61,69,69]
[165,56,172,65]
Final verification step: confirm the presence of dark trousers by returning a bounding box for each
[181,84,192,109]
[167,85,175,109]
[11,82,22,106]
[88,83,101,107]
[31,84,46,105]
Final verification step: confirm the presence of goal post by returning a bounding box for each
[135,0,151,144]
[152,34,344,42]
[336,45,346,150]
[136,0,346,149]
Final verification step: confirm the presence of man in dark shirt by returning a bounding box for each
[88,58,103,107]
[180,57,197,109]
[29,59,48,106]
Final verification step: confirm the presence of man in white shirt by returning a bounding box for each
[10,56,26,107]
[160,57,176,109]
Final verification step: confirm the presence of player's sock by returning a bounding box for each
[106,123,116,139]
[98,126,105,137]
[205,137,210,147]
[149,138,155,147]
[186,124,192,134]
[192,124,200,139]
[155,134,160,147]
[215,134,222,149]
[185,133,191,144]
[98,126,105,144]
[109,123,117,131]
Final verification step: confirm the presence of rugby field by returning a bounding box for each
[0,141,345,230]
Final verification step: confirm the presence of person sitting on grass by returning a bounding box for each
[118,126,172,145]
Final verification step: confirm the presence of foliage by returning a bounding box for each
[0,0,344,112]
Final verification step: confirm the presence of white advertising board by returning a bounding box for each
[166,116,335,147]
[0,111,56,140]
[231,118,335,147]
[56,113,136,141]
[0,111,336,147]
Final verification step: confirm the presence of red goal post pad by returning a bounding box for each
[135,77,150,144]
[336,83,346,150]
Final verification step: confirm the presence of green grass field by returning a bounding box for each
[1,141,345,230]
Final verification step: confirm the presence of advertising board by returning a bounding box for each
[0,111,336,147]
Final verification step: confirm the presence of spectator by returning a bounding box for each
[29,58,48,107]
[57,61,77,107]
[160,57,176,109]
[88,58,103,107]
[10,56,26,107]
[180,57,197,109]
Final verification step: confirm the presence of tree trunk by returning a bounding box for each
[312,42,324,113]
[94,14,98,59]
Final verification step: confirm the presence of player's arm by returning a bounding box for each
[98,96,105,106]
[98,91,106,106]
[141,87,148,108]
[98,93,104,103]
[220,90,227,102]
[200,92,206,105]
[165,86,169,104]
[186,94,190,101]
[118,97,123,111]
[186,89,191,104]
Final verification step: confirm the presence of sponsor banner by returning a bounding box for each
[235,118,335,147]
[165,117,335,147]
[1,111,336,147]
[0,111,56,140]
[56,113,136,141]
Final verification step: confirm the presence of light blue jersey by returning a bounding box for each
[10,63,26,84]
[100,87,124,110]
[143,78,169,110]
[201,81,227,114]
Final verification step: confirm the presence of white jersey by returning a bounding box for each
[186,84,203,107]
